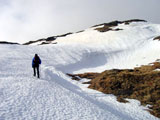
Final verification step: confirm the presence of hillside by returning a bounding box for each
[69,61,160,118]
[0,19,160,120]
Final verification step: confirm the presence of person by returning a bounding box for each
[32,54,41,78]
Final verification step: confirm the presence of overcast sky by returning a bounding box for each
[0,0,160,43]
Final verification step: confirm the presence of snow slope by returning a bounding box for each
[0,21,160,120]
[54,22,160,73]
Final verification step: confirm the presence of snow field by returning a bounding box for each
[0,22,160,119]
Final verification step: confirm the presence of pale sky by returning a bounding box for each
[0,0,160,43]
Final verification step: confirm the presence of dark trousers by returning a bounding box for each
[33,67,40,78]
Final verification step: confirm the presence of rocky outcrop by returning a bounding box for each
[123,19,147,24]
[94,19,146,32]
[23,39,46,45]
[0,41,19,45]
[153,36,160,41]
[23,32,72,45]
[76,30,84,33]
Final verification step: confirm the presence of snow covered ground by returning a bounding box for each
[0,21,160,120]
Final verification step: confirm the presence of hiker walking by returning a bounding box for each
[32,54,41,78]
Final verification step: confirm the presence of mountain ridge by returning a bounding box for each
[23,19,148,45]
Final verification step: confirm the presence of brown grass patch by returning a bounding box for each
[94,19,146,32]
[94,21,122,32]
[67,72,100,81]
[88,63,160,118]
[68,62,160,118]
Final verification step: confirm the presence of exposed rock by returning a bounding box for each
[76,30,84,33]
[82,81,92,84]
[123,19,147,25]
[0,41,19,45]
[56,32,73,37]
[67,72,99,84]
[93,20,122,28]
[40,42,50,45]
[94,19,146,32]
[114,28,123,31]
[52,42,57,44]
[46,36,56,41]
[46,33,73,41]
[95,27,113,32]
[94,21,122,32]
[39,42,57,45]
[153,36,160,41]
[23,32,73,45]
[23,39,46,45]
[67,72,100,81]
[66,73,81,81]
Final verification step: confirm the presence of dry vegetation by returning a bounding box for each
[94,19,146,32]
[67,73,100,81]
[23,33,72,45]
[94,21,123,32]
[67,61,160,118]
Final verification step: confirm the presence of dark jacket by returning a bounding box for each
[32,55,41,68]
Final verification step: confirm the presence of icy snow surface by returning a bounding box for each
[0,22,160,120]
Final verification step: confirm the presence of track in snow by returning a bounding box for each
[0,44,158,120]
[0,56,128,120]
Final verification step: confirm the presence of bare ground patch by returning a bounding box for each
[154,36,160,41]
[94,19,146,32]
[67,61,160,118]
